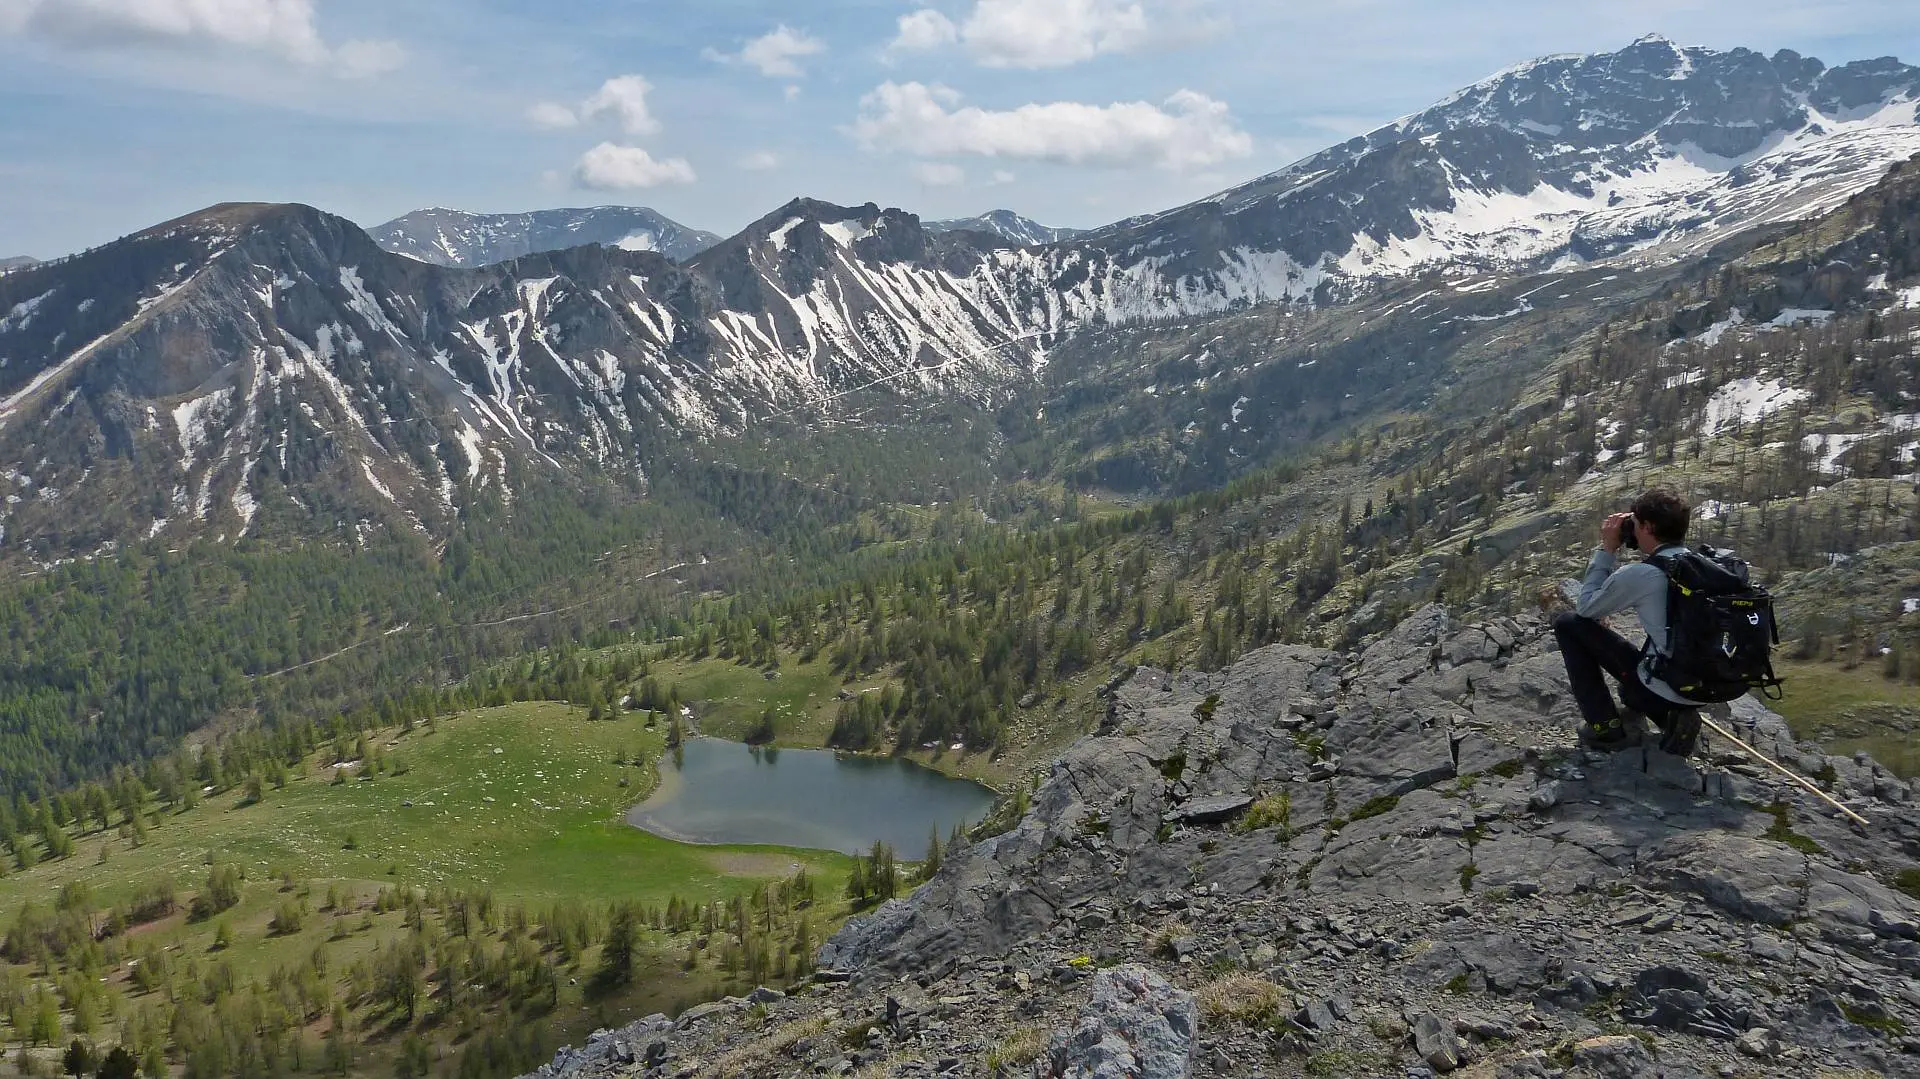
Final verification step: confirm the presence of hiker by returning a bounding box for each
[1552,488,1704,755]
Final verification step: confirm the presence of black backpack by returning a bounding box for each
[1644,546,1784,703]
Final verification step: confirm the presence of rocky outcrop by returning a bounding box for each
[524,606,1920,1079]
[1038,966,1196,1079]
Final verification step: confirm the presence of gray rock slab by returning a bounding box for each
[1038,965,1197,1079]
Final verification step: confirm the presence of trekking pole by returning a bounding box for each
[1699,715,1871,828]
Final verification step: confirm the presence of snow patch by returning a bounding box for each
[172,388,235,466]
[1767,308,1834,328]
[768,218,806,252]
[1699,377,1809,433]
[360,459,397,503]
[455,423,484,482]
[821,220,874,247]
[0,291,53,334]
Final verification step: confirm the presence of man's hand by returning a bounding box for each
[1600,512,1632,554]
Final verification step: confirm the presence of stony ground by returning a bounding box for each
[523,606,1920,1079]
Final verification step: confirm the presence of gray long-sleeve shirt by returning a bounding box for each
[1575,544,1700,706]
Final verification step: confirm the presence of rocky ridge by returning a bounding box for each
[525,605,1920,1079]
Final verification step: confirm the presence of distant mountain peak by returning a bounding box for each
[926,210,1085,246]
[367,205,721,268]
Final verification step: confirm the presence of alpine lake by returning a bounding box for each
[626,738,1001,858]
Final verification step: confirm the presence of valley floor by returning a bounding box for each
[0,702,857,1079]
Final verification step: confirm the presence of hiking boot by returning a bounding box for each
[1579,718,1637,751]
[1655,710,1702,757]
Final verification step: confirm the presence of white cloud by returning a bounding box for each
[890,9,957,52]
[900,0,1150,68]
[573,143,696,190]
[913,161,967,186]
[527,101,580,130]
[854,82,1252,171]
[990,169,1016,184]
[0,0,403,75]
[581,74,660,135]
[530,75,659,135]
[706,24,824,79]
[739,151,782,171]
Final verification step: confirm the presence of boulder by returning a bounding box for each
[1038,965,1197,1079]
[1409,1010,1463,1072]
[1569,1035,1658,1078]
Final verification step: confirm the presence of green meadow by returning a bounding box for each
[0,702,852,1078]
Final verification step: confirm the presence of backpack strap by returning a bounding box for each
[1640,550,1685,670]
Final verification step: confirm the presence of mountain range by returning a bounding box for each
[1,36,1918,563]
[0,256,36,274]
[367,205,724,268]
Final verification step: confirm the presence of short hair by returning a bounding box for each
[1631,488,1691,546]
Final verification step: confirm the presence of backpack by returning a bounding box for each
[1644,546,1784,703]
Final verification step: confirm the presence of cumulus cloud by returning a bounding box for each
[581,74,661,135]
[913,161,967,186]
[889,9,957,52]
[854,82,1252,170]
[705,24,824,79]
[968,0,1147,67]
[573,143,696,190]
[889,0,1151,68]
[531,74,661,135]
[0,0,403,75]
[739,150,782,171]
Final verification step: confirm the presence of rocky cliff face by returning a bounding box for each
[525,606,1920,1079]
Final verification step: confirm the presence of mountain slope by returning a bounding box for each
[6,39,1920,563]
[0,256,35,275]
[532,607,1920,1079]
[0,199,1056,559]
[368,205,723,267]
[1088,37,1920,290]
[925,210,1084,246]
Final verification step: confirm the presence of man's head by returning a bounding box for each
[1630,487,1691,548]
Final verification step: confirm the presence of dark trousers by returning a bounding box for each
[1552,612,1681,728]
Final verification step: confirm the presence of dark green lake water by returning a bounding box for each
[625,738,999,857]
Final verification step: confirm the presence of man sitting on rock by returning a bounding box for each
[1552,488,1703,754]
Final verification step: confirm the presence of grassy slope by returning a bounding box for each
[0,703,845,922]
[1770,659,1920,775]
[0,703,851,1076]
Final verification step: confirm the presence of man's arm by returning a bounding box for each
[1574,512,1637,620]
[1575,549,1634,620]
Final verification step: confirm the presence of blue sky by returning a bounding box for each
[2,0,1918,258]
